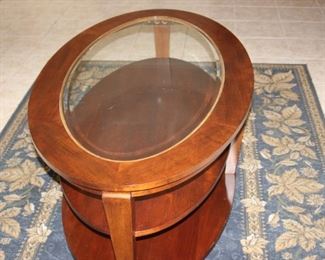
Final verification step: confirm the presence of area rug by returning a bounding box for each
[0,64,324,260]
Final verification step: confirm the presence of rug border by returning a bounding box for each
[246,63,325,260]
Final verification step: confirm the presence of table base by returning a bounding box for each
[62,173,234,260]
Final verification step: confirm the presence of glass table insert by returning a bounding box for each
[62,17,223,161]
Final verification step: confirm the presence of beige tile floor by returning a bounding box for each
[0,0,324,132]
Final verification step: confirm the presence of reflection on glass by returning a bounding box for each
[62,18,223,161]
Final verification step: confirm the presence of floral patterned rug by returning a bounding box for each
[0,64,324,260]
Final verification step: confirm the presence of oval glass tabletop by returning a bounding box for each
[62,17,223,161]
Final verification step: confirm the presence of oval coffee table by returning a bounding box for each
[28,9,254,260]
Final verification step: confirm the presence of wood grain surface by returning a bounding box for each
[102,192,135,260]
[61,148,228,237]
[28,9,254,192]
[29,9,253,259]
[62,173,234,260]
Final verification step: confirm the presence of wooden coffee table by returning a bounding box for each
[28,10,253,260]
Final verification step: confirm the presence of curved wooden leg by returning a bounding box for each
[154,24,170,58]
[225,127,244,202]
[102,192,135,260]
[225,128,244,175]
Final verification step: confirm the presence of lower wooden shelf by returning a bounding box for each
[62,173,234,260]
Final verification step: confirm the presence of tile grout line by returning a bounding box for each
[275,2,293,61]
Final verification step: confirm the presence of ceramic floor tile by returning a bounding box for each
[217,21,236,33]
[235,21,285,38]
[49,20,99,38]
[0,8,13,33]
[235,0,275,7]
[61,4,120,21]
[0,0,57,6]
[1,42,42,83]
[235,0,276,6]
[1,3,70,35]
[201,0,235,5]
[241,38,291,59]
[286,39,325,60]
[276,0,319,7]
[320,7,325,17]
[1,5,55,21]
[0,36,42,55]
[306,60,325,85]
[317,0,325,6]
[278,7,324,22]
[235,7,279,21]
[0,103,18,132]
[282,22,325,39]
[0,58,23,84]
[30,34,81,70]
[312,83,325,112]
[201,6,235,21]
[5,17,58,37]
[0,80,31,130]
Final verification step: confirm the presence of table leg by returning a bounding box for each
[154,24,170,58]
[225,127,244,202]
[225,128,244,175]
[102,192,135,260]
